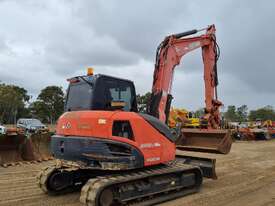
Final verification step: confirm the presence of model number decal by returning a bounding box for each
[146,157,160,162]
[140,142,161,149]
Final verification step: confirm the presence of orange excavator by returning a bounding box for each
[38,25,230,206]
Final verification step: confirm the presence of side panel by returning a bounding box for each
[55,111,176,168]
[111,112,176,166]
[56,111,112,138]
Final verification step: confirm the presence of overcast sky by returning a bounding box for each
[0,0,274,111]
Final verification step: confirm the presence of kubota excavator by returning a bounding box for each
[38,25,228,206]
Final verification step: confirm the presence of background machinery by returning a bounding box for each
[232,119,275,141]
[38,25,228,206]
[168,108,202,128]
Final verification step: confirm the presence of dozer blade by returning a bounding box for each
[176,153,217,179]
[176,128,232,154]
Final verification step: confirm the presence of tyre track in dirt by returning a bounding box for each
[162,140,275,206]
[1,141,275,206]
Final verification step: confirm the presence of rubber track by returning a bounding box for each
[80,161,202,206]
[37,165,59,193]
[37,163,82,195]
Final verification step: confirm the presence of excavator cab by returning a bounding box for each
[65,74,138,112]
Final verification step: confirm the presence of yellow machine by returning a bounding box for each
[168,108,201,128]
[262,120,273,128]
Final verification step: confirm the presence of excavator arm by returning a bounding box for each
[148,25,222,129]
[148,24,232,154]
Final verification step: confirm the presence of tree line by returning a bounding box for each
[223,105,275,122]
[136,92,275,122]
[0,85,274,125]
[0,83,64,124]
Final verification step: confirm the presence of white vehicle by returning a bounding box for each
[17,118,48,133]
[0,125,6,135]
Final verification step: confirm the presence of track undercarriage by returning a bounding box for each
[38,160,202,206]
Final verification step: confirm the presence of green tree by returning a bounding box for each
[248,105,275,121]
[224,105,236,121]
[0,84,30,124]
[224,105,238,122]
[31,86,64,124]
[236,105,248,122]
[193,108,205,118]
[224,105,249,122]
[29,101,49,123]
[136,92,151,113]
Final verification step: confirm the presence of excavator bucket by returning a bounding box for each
[0,133,26,165]
[29,132,52,160]
[0,131,52,167]
[176,128,232,154]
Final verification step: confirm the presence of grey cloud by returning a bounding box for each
[74,1,192,60]
[45,27,139,75]
[0,0,274,110]
[214,1,275,93]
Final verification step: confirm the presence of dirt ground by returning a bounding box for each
[1,140,275,206]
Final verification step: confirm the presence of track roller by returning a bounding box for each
[37,165,90,195]
[80,162,202,206]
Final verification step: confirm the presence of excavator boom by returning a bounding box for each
[148,25,232,154]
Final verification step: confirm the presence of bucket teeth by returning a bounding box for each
[0,132,53,167]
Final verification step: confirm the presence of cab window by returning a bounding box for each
[112,121,134,140]
[93,77,137,112]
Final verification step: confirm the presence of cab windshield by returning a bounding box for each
[65,81,93,111]
[92,78,135,111]
[65,76,137,112]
